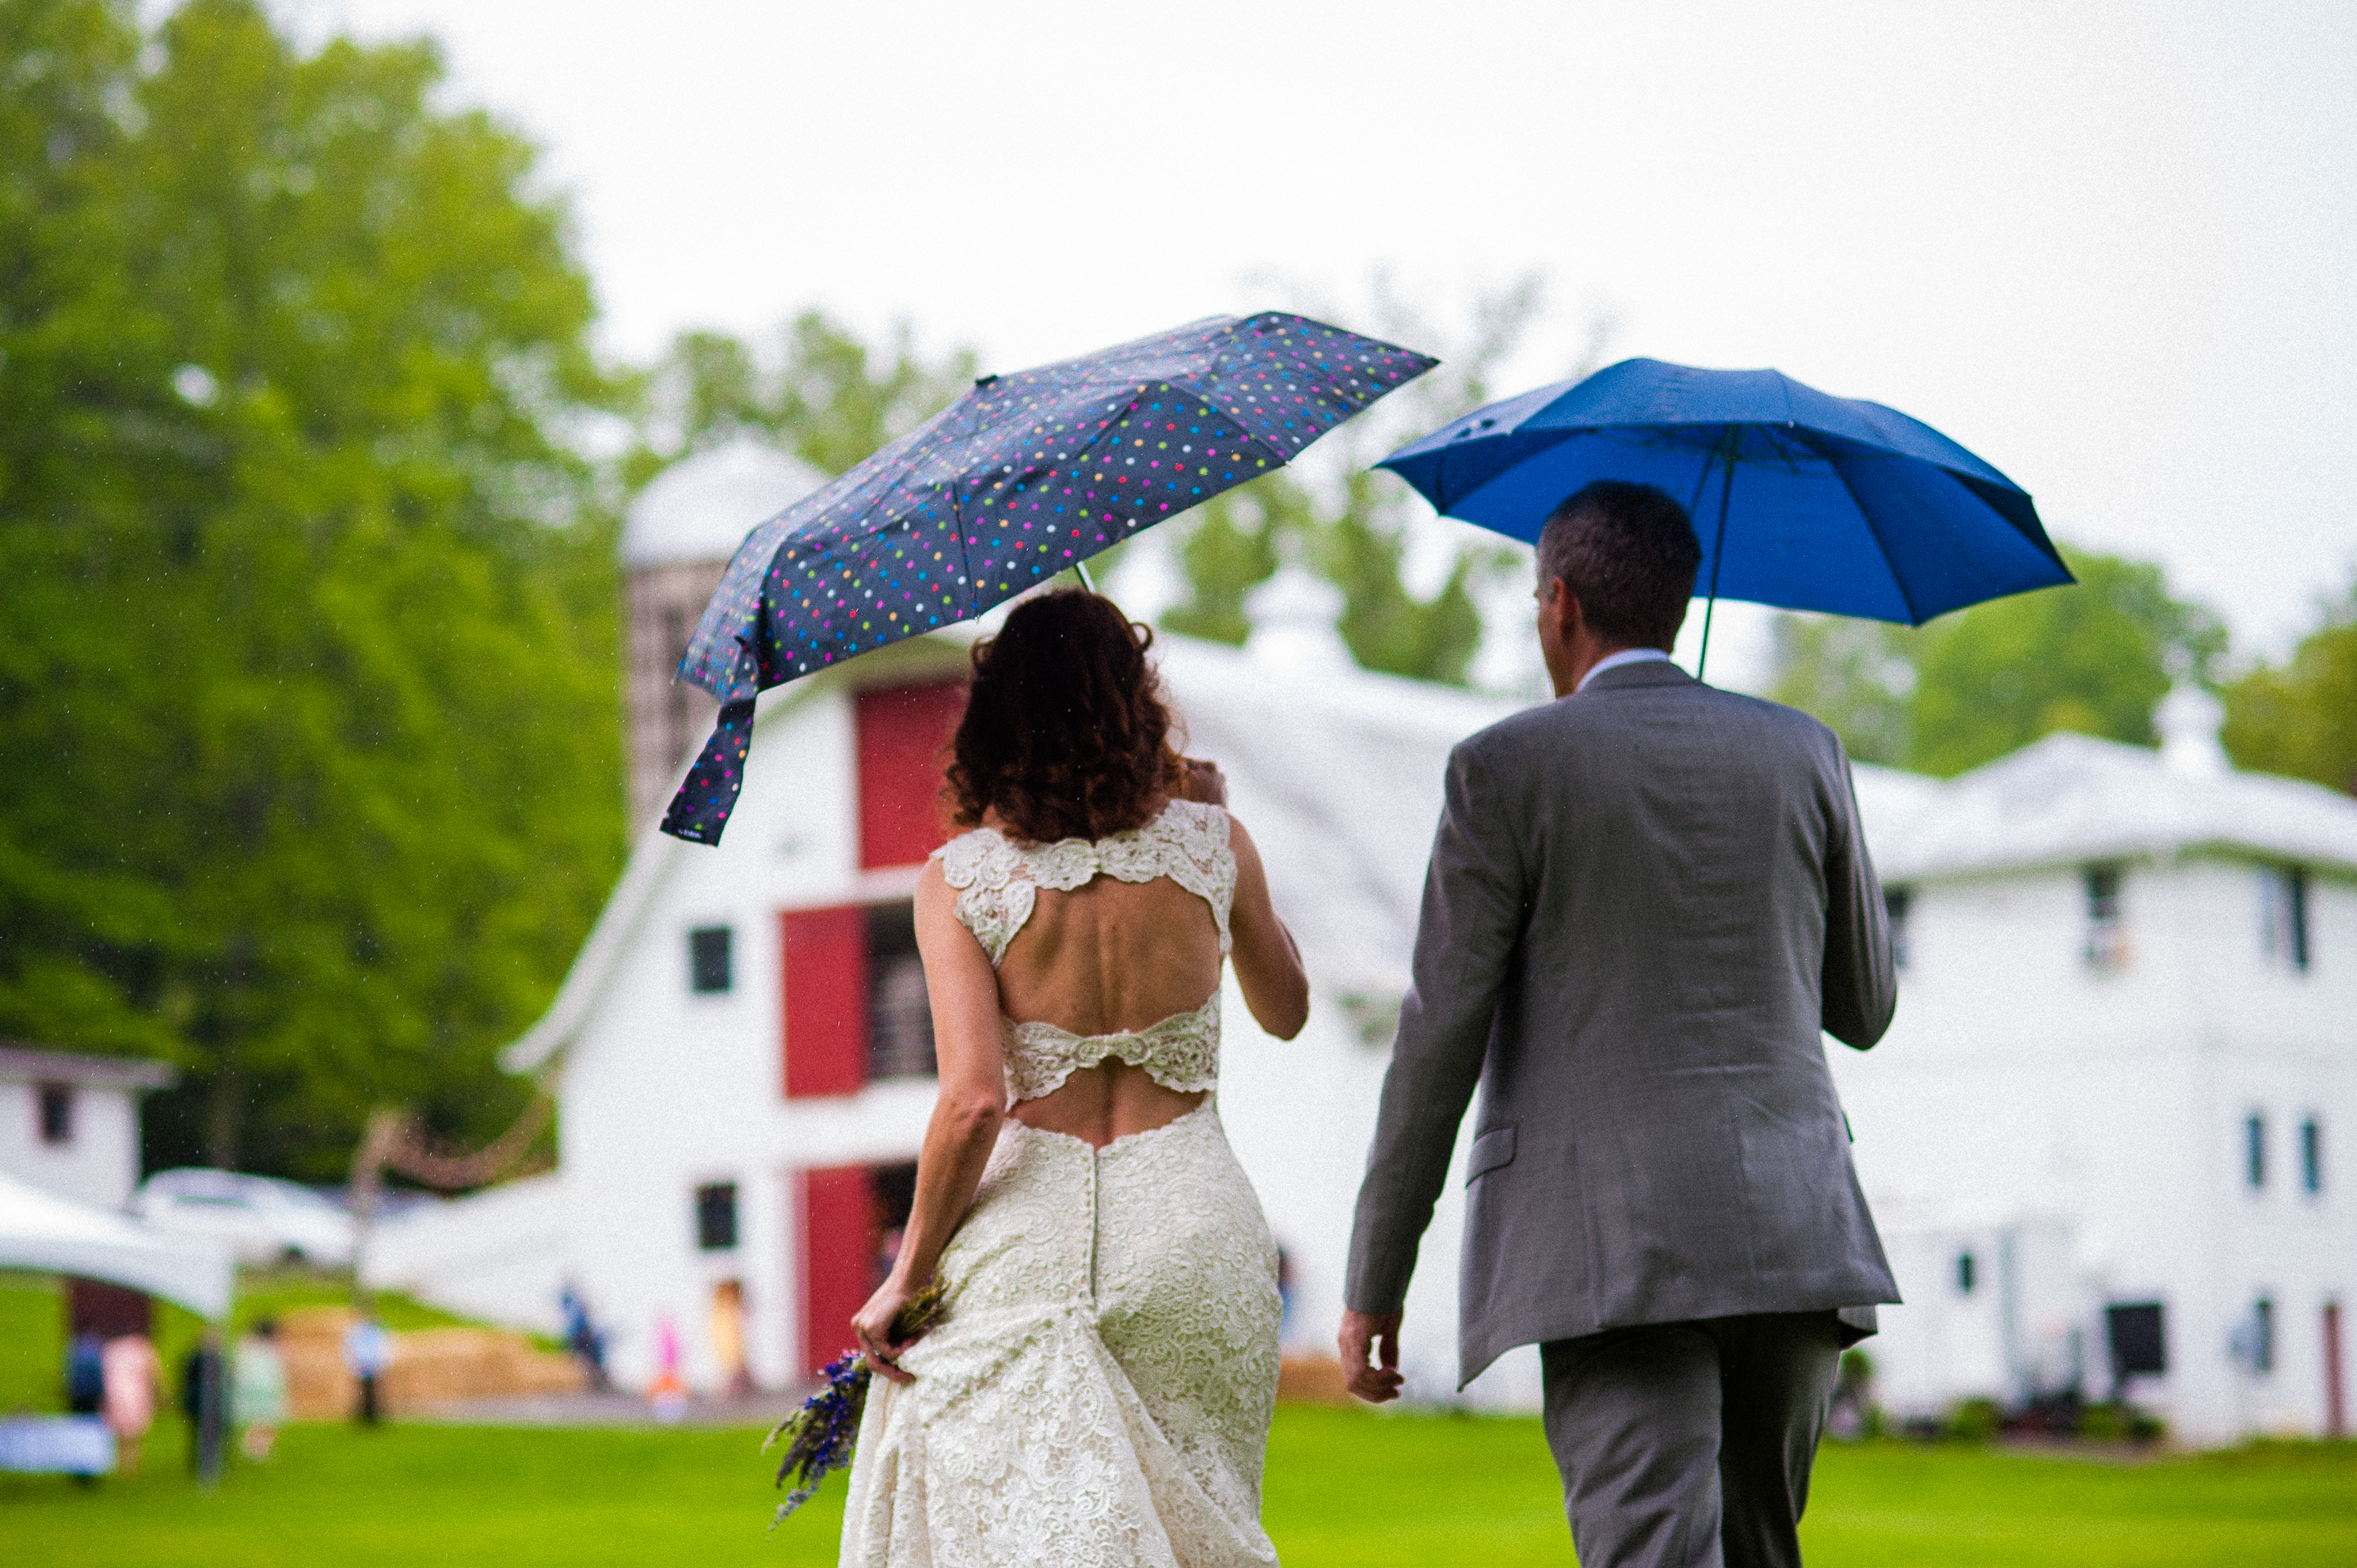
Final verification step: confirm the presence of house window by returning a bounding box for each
[2303,1117,2324,1195]
[2260,865,2311,972]
[1955,1250,1976,1294]
[2105,1301,2167,1381]
[689,925,734,995]
[2083,863,2127,971]
[2232,1296,2277,1375]
[36,1083,74,1146]
[2245,1113,2267,1190]
[1885,885,1913,970]
[695,1182,739,1251]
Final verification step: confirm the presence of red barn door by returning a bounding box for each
[797,1164,875,1378]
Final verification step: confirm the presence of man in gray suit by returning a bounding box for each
[1339,480,1898,1568]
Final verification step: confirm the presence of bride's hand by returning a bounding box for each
[852,1276,927,1384]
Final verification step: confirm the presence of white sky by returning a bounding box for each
[305,0,2355,676]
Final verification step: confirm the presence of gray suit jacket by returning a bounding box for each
[1345,660,1901,1385]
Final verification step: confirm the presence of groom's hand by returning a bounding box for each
[1338,1309,1404,1403]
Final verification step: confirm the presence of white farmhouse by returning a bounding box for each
[1833,687,2357,1445]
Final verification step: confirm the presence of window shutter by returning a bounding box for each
[780,907,869,1099]
[855,681,966,870]
[798,1164,875,1378]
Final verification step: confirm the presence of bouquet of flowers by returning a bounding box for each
[764,1278,950,1524]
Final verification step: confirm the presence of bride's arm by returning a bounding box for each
[851,861,1006,1382]
[1228,816,1310,1041]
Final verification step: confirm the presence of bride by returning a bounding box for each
[839,588,1309,1567]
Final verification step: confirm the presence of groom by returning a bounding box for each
[1339,480,1899,1568]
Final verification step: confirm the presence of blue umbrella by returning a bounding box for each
[661,311,1437,845]
[1377,358,2073,672]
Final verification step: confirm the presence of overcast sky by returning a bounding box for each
[309,0,2355,676]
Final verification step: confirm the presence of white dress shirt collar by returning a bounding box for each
[1575,646,1677,693]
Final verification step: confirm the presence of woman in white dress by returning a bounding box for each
[840,588,1309,1568]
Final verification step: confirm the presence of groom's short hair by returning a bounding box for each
[1537,481,1703,650]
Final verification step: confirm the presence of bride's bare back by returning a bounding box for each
[998,873,1226,1146]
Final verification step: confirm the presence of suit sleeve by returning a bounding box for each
[1344,741,1529,1315]
[1819,745,1897,1050]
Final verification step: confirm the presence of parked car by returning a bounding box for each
[134,1168,356,1267]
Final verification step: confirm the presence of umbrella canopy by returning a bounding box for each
[0,1170,234,1319]
[661,311,1436,845]
[1377,358,2072,633]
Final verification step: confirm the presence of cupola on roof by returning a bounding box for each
[621,440,828,569]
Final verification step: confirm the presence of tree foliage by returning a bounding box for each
[1160,278,1573,686]
[1767,547,2227,777]
[627,313,978,483]
[2224,579,2357,795]
[0,0,622,1178]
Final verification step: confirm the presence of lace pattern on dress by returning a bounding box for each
[935,799,1236,965]
[936,801,1237,1105]
[1002,994,1220,1102]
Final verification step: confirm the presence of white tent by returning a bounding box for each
[0,1170,233,1319]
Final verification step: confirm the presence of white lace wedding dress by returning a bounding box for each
[837,799,1283,1568]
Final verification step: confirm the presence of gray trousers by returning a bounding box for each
[1539,1311,1845,1568]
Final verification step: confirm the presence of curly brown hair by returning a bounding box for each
[946,589,1181,843]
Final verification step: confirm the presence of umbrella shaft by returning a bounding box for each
[1696,443,1735,682]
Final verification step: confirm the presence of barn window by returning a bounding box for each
[37,1083,74,1146]
[2303,1117,2324,1196]
[2245,1113,2267,1190]
[2260,866,2311,972]
[2082,863,2127,971]
[1955,1250,1976,1295]
[689,926,734,994]
[695,1182,739,1251]
[866,903,936,1080]
[1884,886,1913,970]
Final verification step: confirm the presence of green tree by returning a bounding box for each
[1764,616,1917,767]
[1765,547,2227,777]
[1159,277,1573,685]
[627,312,978,485]
[0,0,622,1177]
[2223,579,2357,794]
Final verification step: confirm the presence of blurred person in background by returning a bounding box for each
[343,1313,390,1426]
[101,1330,160,1474]
[710,1281,752,1399]
[65,1329,105,1417]
[559,1284,609,1391]
[180,1328,227,1481]
[235,1318,287,1460]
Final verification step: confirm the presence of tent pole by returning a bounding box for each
[1696,443,1735,682]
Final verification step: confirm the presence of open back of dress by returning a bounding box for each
[938,797,1236,1104]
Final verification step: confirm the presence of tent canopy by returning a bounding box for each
[0,1170,233,1319]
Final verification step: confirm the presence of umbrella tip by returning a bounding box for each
[973,374,999,389]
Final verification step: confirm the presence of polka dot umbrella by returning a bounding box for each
[661,311,1437,845]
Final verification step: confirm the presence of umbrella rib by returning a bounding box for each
[1825,450,1925,626]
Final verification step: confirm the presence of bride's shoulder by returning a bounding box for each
[1153,797,1234,851]
[934,824,1022,889]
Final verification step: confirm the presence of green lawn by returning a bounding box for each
[10,1273,2355,1565]
[2,1406,2354,1566]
